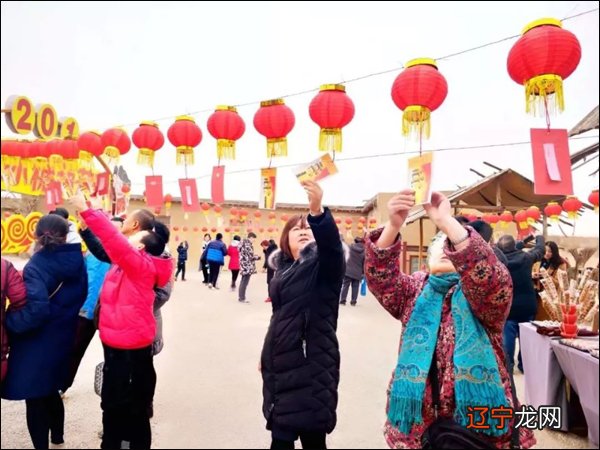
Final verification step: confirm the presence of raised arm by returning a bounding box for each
[303,181,345,281]
[365,228,425,323]
[79,227,112,264]
[445,229,513,331]
[526,235,545,263]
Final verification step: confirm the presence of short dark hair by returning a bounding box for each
[280,215,308,261]
[498,235,516,253]
[111,216,124,224]
[36,214,69,250]
[50,207,69,220]
[140,222,170,256]
[233,235,241,241]
[216,233,223,240]
[132,209,155,231]
[468,220,493,243]
[248,232,257,239]
[455,215,470,225]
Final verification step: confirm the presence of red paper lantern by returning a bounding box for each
[500,211,514,227]
[483,214,501,228]
[230,208,238,217]
[391,58,448,139]
[211,227,217,233]
[202,227,208,232]
[358,217,366,224]
[239,209,248,219]
[78,131,103,166]
[335,218,342,225]
[247,227,253,233]
[544,202,563,222]
[309,84,355,153]
[588,190,599,213]
[193,227,199,232]
[562,196,582,220]
[167,116,202,165]
[101,128,131,159]
[164,194,173,210]
[214,205,222,215]
[514,210,529,230]
[259,228,265,233]
[267,227,274,233]
[254,99,295,158]
[172,226,179,231]
[507,18,581,115]
[466,214,478,223]
[207,106,245,160]
[525,206,541,225]
[280,214,289,225]
[268,212,277,223]
[121,184,131,194]
[254,211,262,219]
[133,121,165,167]
[201,202,211,212]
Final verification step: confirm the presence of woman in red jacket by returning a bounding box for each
[1,258,27,383]
[71,192,173,449]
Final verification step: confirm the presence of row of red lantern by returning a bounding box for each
[171,225,280,234]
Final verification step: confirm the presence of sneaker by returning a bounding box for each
[239,299,250,304]
[340,302,346,306]
[208,285,213,289]
[350,302,357,306]
[230,287,236,292]
[264,297,272,303]
[214,286,220,290]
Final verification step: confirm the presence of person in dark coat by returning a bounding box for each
[498,233,545,373]
[340,237,365,306]
[201,233,228,289]
[175,241,189,281]
[261,181,345,450]
[2,215,87,450]
[262,240,278,303]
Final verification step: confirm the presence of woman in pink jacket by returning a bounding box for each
[364,190,535,449]
[72,192,173,449]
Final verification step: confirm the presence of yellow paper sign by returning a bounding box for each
[260,168,277,210]
[408,152,433,205]
[294,153,338,183]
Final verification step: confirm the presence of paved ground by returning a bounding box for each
[1,264,595,449]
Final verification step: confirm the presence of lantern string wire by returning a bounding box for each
[115,7,598,128]
[126,134,598,186]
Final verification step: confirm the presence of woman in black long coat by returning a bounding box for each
[261,181,345,450]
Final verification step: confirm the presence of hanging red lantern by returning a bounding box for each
[465,214,478,222]
[193,227,199,232]
[544,202,563,222]
[214,205,222,215]
[499,211,514,228]
[202,227,208,232]
[514,210,529,230]
[589,190,599,213]
[254,211,262,219]
[525,206,541,225]
[230,208,238,217]
[164,194,173,210]
[562,196,582,220]
[121,184,131,194]
[247,227,253,233]
[133,121,164,167]
[101,128,131,160]
[358,217,366,224]
[207,106,245,160]
[268,212,277,223]
[483,214,499,228]
[335,218,342,225]
[391,58,448,139]
[167,116,202,165]
[211,227,217,233]
[267,227,274,233]
[172,226,180,232]
[239,209,248,221]
[507,18,581,116]
[182,226,188,232]
[259,228,265,233]
[309,84,355,153]
[280,214,289,225]
[78,131,103,166]
[254,99,295,158]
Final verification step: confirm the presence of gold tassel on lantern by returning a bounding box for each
[525,74,564,116]
[402,105,431,139]
[49,155,64,171]
[79,150,94,170]
[137,148,155,167]
[217,139,236,160]
[176,146,194,165]
[319,128,342,153]
[104,146,120,163]
[267,138,288,157]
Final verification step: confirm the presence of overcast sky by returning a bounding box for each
[1,1,599,235]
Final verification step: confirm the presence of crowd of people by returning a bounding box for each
[2,180,592,450]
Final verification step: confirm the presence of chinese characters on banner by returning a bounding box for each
[179,178,200,212]
[408,152,433,204]
[260,168,277,210]
[294,153,338,183]
[530,128,573,195]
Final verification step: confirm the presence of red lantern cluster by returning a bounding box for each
[391,58,448,139]
[499,211,514,227]
[507,18,581,116]
[483,214,501,228]
[309,84,355,153]
[207,106,245,160]
[133,121,164,167]
[168,116,202,165]
[254,99,295,158]
[78,131,103,167]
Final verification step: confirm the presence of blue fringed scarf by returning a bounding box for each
[388,272,508,436]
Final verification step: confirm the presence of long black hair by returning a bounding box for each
[544,241,563,270]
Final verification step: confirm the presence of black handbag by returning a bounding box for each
[421,350,520,449]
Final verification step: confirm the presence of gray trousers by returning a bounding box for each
[340,276,360,304]
[238,274,252,301]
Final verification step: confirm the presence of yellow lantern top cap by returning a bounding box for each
[319,84,346,92]
[175,115,196,122]
[405,58,438,69]
[260,99,285,107]
[140,121,159,127]
[522,18,562,34]
[216,105,237,112]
